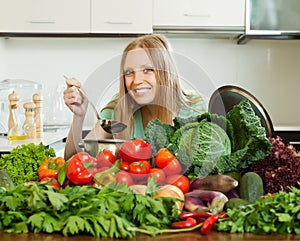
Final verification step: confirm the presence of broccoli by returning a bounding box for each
[145,119,175,156]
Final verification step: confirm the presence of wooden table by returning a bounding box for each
[0,231,299,241]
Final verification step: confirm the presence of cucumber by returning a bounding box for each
[239,172,264,203]
[225,198,250,210]
[0,170,15,190]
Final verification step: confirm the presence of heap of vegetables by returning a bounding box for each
[0,99,299,237]
[145,99,272,178]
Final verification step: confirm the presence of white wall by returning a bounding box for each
[1,36,300,128]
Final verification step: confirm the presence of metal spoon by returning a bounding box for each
[63,76,127,134]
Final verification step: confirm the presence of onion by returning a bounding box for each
[154,184,185,211]
[129,185,147,195]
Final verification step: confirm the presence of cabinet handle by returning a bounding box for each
[29,20,56,24]
[183,13,210,18]
[104,21,133,25]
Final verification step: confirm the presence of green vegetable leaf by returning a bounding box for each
[45,190,68,210]
[0,143,55,185]
[63,216,85,236]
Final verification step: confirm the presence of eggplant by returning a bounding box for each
[184,190,228,214]
[189,174,238,193]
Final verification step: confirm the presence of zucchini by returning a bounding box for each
[239,172,264,202]
[0,170,15,190]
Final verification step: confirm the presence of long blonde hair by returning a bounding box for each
[106,34,201,139]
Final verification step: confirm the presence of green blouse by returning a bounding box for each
[100,94,207,139]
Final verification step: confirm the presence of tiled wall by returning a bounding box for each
[1,37,300,128]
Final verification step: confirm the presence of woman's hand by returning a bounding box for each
[63,77,88,117]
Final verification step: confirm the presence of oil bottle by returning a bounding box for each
[7,92,27,140]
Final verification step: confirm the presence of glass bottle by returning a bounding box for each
[7,103,27,140]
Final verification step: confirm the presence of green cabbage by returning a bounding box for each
[172,120,232,176]
[145,99,272,177]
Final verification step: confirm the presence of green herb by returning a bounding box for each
[216,185,300,234]
[0,143,56,185]
[0,181,181,238]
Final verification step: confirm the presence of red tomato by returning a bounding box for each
[165,174,190,194]
[119,139,152,163]
[149,168,166,183]
[97,166,110,172]
[128,160,152,180]
[155,148,175,168]
[96,149,116,167]
[163,158,182,175]
[120,161,130,171]
[116,171,134,186]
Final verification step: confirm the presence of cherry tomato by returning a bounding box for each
[119,139,152,163]
[155,148,175,168]
[96,149,116,167]
[149,168,166,183]
[116,171,134,186]
[165,174,190,193]
[128,160,152,180]
[163,158,182,175]
[120,161,130,171]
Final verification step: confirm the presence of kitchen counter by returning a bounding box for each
[0,128,69,153]
[0,231,299,241]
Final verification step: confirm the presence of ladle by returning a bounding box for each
[63,76,127,134]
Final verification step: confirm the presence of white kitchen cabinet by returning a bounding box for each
[91,0,153,34]
[153,0,245,28]
[0,0,90,33]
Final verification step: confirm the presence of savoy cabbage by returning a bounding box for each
[145,99,272,177]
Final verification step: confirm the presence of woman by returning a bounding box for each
[64,34,207,160]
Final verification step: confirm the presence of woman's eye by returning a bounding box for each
[143,68,154,73]
[124,70,133,76]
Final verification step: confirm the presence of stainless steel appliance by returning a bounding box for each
[239,0,300,43]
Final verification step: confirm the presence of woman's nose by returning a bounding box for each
[132,70,144,84]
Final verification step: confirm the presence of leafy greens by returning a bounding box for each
[145,99,272,177]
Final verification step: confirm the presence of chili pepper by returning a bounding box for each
[66,152,97,185]
[171,217,197,229]
[40,177,61,189]
[180,211,212,220]
[38,157,65,180]
[200,214,219,235]
[217,211,227,219]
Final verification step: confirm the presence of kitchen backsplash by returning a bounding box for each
[0,37,300,128]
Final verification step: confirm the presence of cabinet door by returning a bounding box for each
[153,0,245,27]
[0,0,90,33]
[91,0,152,34]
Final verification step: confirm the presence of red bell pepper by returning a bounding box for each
[66,152,97,185]
[38,157,65,180]
[119,138,152,163]
[40,177,61,189]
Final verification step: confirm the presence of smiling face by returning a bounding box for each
[123,48,157,105]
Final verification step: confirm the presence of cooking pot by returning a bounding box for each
[78,139,125,158]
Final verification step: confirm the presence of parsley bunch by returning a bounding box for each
[0,179,181,238]
[0,143,55,185]
[216,185,300,234]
